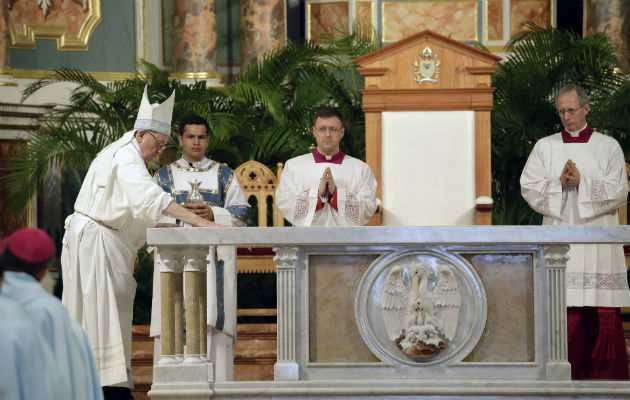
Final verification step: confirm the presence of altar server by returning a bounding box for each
[520,84,630,380]
[61,86,220,398]
[276,107,378,226]
[151,114,250,381]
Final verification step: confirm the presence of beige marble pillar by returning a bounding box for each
[240,0,286,71]
[157,246,184,364]
[0,0,10,72]
[185,271,201,359]
[199,271,207,358]
[584,0,629,65]
[174,273,184,358]
[172,0,217,73]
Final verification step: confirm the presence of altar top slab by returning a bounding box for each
[147,225,630,247]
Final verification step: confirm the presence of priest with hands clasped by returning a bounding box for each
[276,107,378,226]
[61,86,221,400]
[520,84,630,380]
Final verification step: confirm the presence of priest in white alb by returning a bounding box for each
[520,84,630,380]
[61,86,221,399]
[276,107,378,226]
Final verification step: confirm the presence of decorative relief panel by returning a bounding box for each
[355,249,486,366]
[9,0,101,50]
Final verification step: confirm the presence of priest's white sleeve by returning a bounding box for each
[275,159,319,226]
[335,163,378,226]
[520,140,563,219]
[575,141,628,219]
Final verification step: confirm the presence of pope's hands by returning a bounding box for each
[183,203,214,221]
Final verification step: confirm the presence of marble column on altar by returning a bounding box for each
[239,0,286,71]
[172,0,218,73]
[584,0,630,65]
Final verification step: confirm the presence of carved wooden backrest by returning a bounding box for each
[235,160,284,228]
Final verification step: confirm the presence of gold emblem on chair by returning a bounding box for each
[414,47,440,84]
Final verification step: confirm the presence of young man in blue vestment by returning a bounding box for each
[0,228,103,399]
[151,114,251,381]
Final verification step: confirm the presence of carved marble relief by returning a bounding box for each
[355,250,486,366]
[9,0,101,50]
[383,262,461,358]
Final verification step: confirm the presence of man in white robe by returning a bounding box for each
[520,84,630,380]
[61,87,221,398]
[0,228,101,400]
[150,115,250,381]
[276,107,378,226]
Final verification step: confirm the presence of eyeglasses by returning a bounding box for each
[147,131,167,151]
[556,106,584,116]
[315,127,342,134]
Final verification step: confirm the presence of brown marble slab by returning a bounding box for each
[309,254,381,363]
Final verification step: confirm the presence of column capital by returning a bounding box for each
[543,245,570,269]
[156,246,184,273]
[273,247,299,269]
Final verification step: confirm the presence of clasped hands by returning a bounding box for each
[318,167,336,200]
[561,159,580,189]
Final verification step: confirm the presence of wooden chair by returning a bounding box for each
[234,160,284,276]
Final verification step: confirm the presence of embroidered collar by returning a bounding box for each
[561,125,593,143]
[312,149,345,164]
[173,157,216,172]
[177,157,211,169]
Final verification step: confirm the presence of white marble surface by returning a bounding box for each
[147,225,630,246]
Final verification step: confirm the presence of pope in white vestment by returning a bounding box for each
[60,88,220,390]
[150,115,250,381]
[276,108,378,226]
[520,84,629,380]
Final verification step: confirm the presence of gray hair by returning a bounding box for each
[556,84,590,107]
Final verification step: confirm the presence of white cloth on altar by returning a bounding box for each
[520,131,630,307]
[1,272,102,399]
[150,157,245,381]
[275,153,378,226]
[61,130,172,387]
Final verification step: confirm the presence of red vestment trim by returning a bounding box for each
[561,125,594,143]
[312,149,345,164]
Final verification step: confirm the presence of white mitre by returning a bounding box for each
[133,85,176,136]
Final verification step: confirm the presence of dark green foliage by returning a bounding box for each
[132,246,154,325]
[491,24,629,225]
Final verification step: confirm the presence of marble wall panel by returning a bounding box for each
[584,0,629,66]
[309,2,350,42]
[308,254,380,363]
[462,253,535,362]
[356,1,374,30]
[510,0,550,37]
[487,0,503,41]
[382,1,477,42]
